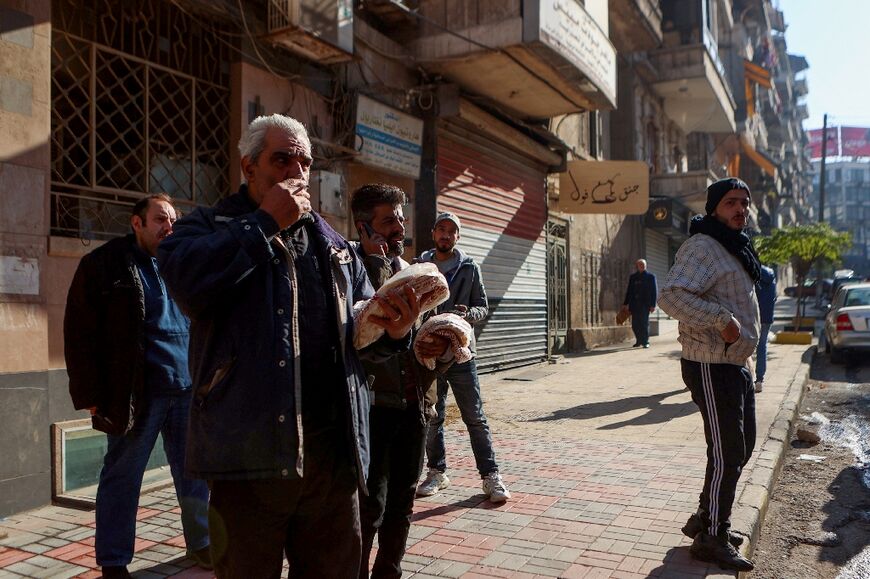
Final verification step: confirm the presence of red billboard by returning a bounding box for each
[840,126,870,157]
[808,128,839,158]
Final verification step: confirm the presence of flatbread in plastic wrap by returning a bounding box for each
[353,262,450,349]
[414,313,474,370]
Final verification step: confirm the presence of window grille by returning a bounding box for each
[50,0,231,239]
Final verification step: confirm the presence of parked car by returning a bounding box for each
[823,282,870,364]
[832,275,862,298]
[784,279,819,298]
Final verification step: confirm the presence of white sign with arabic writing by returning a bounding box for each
[558,161,649,214]
[355,95,424,179]
[0,256,39,295]
[539,0,616,106]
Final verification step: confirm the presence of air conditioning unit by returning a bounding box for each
[266,0,353,64]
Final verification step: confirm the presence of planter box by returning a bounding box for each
[775,331,813,345]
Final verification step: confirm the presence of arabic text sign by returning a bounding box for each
[355,95,423,179]
[538,0,617,105]
[558,160,649,214]
[808,127,840,158]
[840,126,870,157]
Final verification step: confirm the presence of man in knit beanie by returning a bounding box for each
[657,177,760,572]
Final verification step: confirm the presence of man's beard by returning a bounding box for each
[436,240,454,253]
[386,238,405,257]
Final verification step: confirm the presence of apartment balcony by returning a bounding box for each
[265,0,353,63]
[651,170,719,215]
[410,0,617,118]
[794,78,808,97]
[648,40,736,133]
[609,0,662,53]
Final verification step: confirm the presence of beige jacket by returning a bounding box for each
[658,233,760,366]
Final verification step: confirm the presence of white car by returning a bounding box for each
[823,282,870,364]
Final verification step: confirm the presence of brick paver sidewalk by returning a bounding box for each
[0,321,810,578]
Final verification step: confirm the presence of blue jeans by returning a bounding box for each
[756,323,772,383]
[95,393,209,567]
[425,359,498,477]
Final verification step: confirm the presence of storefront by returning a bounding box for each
[436,124,549,372]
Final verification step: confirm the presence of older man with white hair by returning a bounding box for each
[158,114,422,578]
[621,258,658,348]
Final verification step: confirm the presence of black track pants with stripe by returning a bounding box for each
[681,359,756,537]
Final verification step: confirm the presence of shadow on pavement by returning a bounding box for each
[526,389,694,430]
[816,466,870,570]
[560,345,637,358]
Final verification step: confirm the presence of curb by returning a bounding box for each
[732,346,814,575]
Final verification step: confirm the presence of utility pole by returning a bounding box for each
[819,113,828,222]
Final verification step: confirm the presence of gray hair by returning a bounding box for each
[238,114,310,164]
[636,259,647,266]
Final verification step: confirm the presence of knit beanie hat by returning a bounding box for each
[706,177,750,215]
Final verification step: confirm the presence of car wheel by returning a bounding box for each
[830,345,845,364]
[824,333,831,354]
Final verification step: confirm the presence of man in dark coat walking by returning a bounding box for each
[622,259,658,348]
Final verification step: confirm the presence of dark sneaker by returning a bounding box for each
[681,512,743,547]
[690,532,754,571]
[188,546,214,570]
[102,567,131,579]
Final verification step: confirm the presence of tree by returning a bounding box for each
[754,224,852,325]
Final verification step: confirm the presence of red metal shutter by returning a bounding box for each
[437,133,548,372]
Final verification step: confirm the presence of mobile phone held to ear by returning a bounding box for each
[358,222,375,239]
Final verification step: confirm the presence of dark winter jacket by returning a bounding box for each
[418,247,488,352]
[64,235,150,436]
[353,245,447,418]
[157,188,408,484]
[624,270,658,312]
[756,265,777,325]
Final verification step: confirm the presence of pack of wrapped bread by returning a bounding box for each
[413,313,473,370]
[353,262,450,349]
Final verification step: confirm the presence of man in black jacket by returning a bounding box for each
[64,194,210,579]
[158,115,422,578]
[621,259,658,348]
[351,184,451,579]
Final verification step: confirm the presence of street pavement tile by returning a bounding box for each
[42,541,94,562]
[3,555,88,579]
[0,547,33,567]
[460,565,538,578]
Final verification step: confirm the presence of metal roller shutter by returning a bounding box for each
[437,131,548,373]
[644,228,670,285]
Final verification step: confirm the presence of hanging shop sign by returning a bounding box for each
[558,160,649,214]
[355,95,423,179]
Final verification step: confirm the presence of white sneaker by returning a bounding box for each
[482,471,511,503]
[417,469,450,497]
[755,381,763,393]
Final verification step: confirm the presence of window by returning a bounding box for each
[845,288,870,307]
[51,0,231,240]
[52,419,171,507]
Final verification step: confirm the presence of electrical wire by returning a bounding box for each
[237,0,300,82]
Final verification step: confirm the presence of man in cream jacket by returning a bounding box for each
[658,177,760,572]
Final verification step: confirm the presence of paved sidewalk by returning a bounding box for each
[0,322,811,578]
